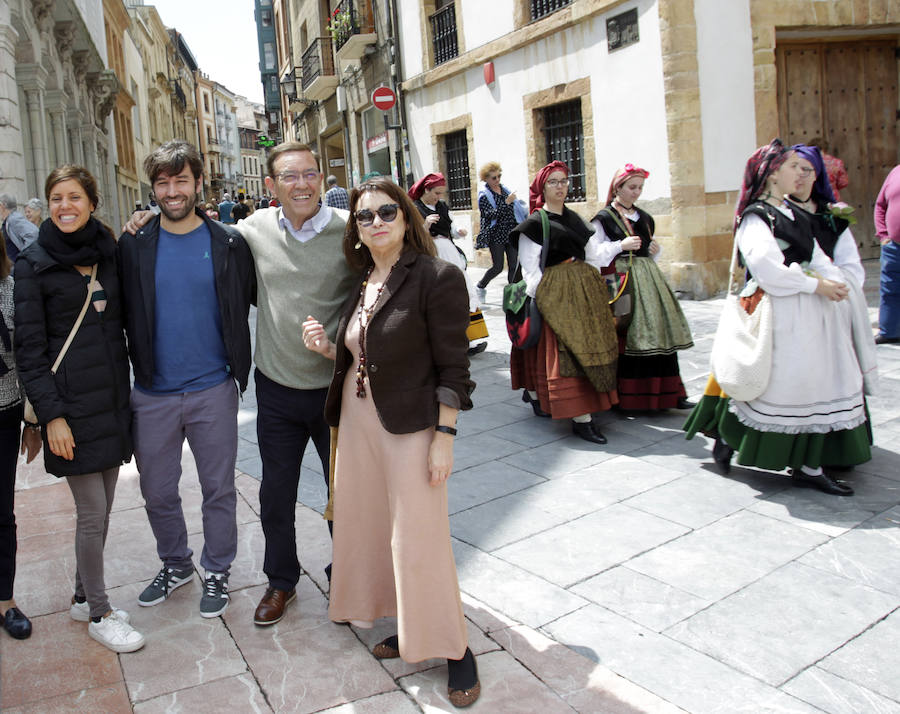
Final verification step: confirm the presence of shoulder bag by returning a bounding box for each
[503,209,550,350]
[23,264,98,424]
[601,208,636,333]
[709,236,773,401]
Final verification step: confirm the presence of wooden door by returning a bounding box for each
[777,40,899,259]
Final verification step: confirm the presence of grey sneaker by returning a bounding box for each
[200,572,229,618]
[138,565,194,607]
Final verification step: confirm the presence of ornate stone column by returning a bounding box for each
[44,90,70,168]
[0,2,27,196]
[16,64,49,198]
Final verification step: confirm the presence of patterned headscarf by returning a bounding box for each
[606,163,650,205]
[735,138,790,230]
[407,173,446,201]
[529,160,569,213]
[790,144,836,205]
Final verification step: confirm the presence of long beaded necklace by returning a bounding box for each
[355,263,394,398]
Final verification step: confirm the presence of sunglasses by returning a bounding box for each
[355,203,399,226]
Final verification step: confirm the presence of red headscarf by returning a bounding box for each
[529,160,569,213]
[606,163,650,205]
[734,138,789,231]
[407,173,446,201]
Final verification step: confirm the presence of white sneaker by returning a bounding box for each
[476,286,487,303]
[70,598,130,623]
[88,611,146,653]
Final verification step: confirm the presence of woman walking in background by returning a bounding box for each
[410,173,486,356]
[475,162,521,302]
[510,160,618,444]
[14,165,144,651]
[592,164,694,411]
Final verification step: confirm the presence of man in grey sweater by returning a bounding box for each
[239,143,354,626]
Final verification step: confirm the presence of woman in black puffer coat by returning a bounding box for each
[13,165,143,653]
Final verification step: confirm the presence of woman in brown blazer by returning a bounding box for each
[302,177,480,708]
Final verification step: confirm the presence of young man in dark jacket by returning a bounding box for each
[118,141,254,618]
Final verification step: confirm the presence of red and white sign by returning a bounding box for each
[371,86,397,111]
[366,131,388,154]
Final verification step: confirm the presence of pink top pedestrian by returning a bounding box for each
[875,165,900,245]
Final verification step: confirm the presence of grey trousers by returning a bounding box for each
[131,378,239,574]
[66,468,118,619]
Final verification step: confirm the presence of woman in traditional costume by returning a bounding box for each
[684,140,870,495]
[510,161,618,444]
[592,164,694,410]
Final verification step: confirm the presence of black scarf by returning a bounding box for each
[37,216,115,266]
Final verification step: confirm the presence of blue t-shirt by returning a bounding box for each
[141,223,229,394]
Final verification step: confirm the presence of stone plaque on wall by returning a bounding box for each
[607,9,639,52]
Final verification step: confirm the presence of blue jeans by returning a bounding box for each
[879,240,900,338]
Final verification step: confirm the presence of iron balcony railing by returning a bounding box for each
[330,0,376,52]
[429,4,458,66]
[301,37,336,91]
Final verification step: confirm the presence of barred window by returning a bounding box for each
[542,100,584,201]
[430,2,459,66]
[443,130,471,209]
[531,0,571,21]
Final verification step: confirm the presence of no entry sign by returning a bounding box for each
[372,86,397,111]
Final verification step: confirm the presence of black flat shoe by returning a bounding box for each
[522,391,551,418]
[676,397,696,410]
[712,438,733,474]
[448,647,480,708]
[2,607,32,640]
[572,421,607,444]
[792,470,854,496]
[874,334,900,344]
[467,342,487,356]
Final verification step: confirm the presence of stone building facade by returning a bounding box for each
[1,0,120,225]
[399,0,900,296]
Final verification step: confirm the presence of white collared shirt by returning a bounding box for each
[278,204,333,243]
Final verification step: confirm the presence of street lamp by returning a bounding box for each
[280,68,316,108]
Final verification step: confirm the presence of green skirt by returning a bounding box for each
[621,256,693,356]
[683,375,871,471]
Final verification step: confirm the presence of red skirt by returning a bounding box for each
[511,320,618,420]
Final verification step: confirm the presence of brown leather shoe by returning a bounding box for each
[253,587,296,626]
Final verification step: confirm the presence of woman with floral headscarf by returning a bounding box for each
[509,161,619,444]
[684,140,870,496]
[592,164,694,411]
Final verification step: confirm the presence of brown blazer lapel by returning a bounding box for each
[368,250,416,323]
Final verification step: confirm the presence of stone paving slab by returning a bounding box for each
[544,603,822,714]
[781,667,900,714]
[626,510,829,601]
[663,561,898,686]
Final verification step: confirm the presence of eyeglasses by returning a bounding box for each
[545,178,570,187]
[488,174,501,180]
[355,203,399,226]
[797,167,815,177]
[276,171,320,185]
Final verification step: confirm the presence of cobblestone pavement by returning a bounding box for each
[1,262,898,713]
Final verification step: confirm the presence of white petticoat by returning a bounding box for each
[730,290,866,434]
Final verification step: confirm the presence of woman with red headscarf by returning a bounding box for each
[684,139,870,496]
[509,161,618,443]
[592,164,694,411]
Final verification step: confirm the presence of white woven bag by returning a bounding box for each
[709,237,774,401]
